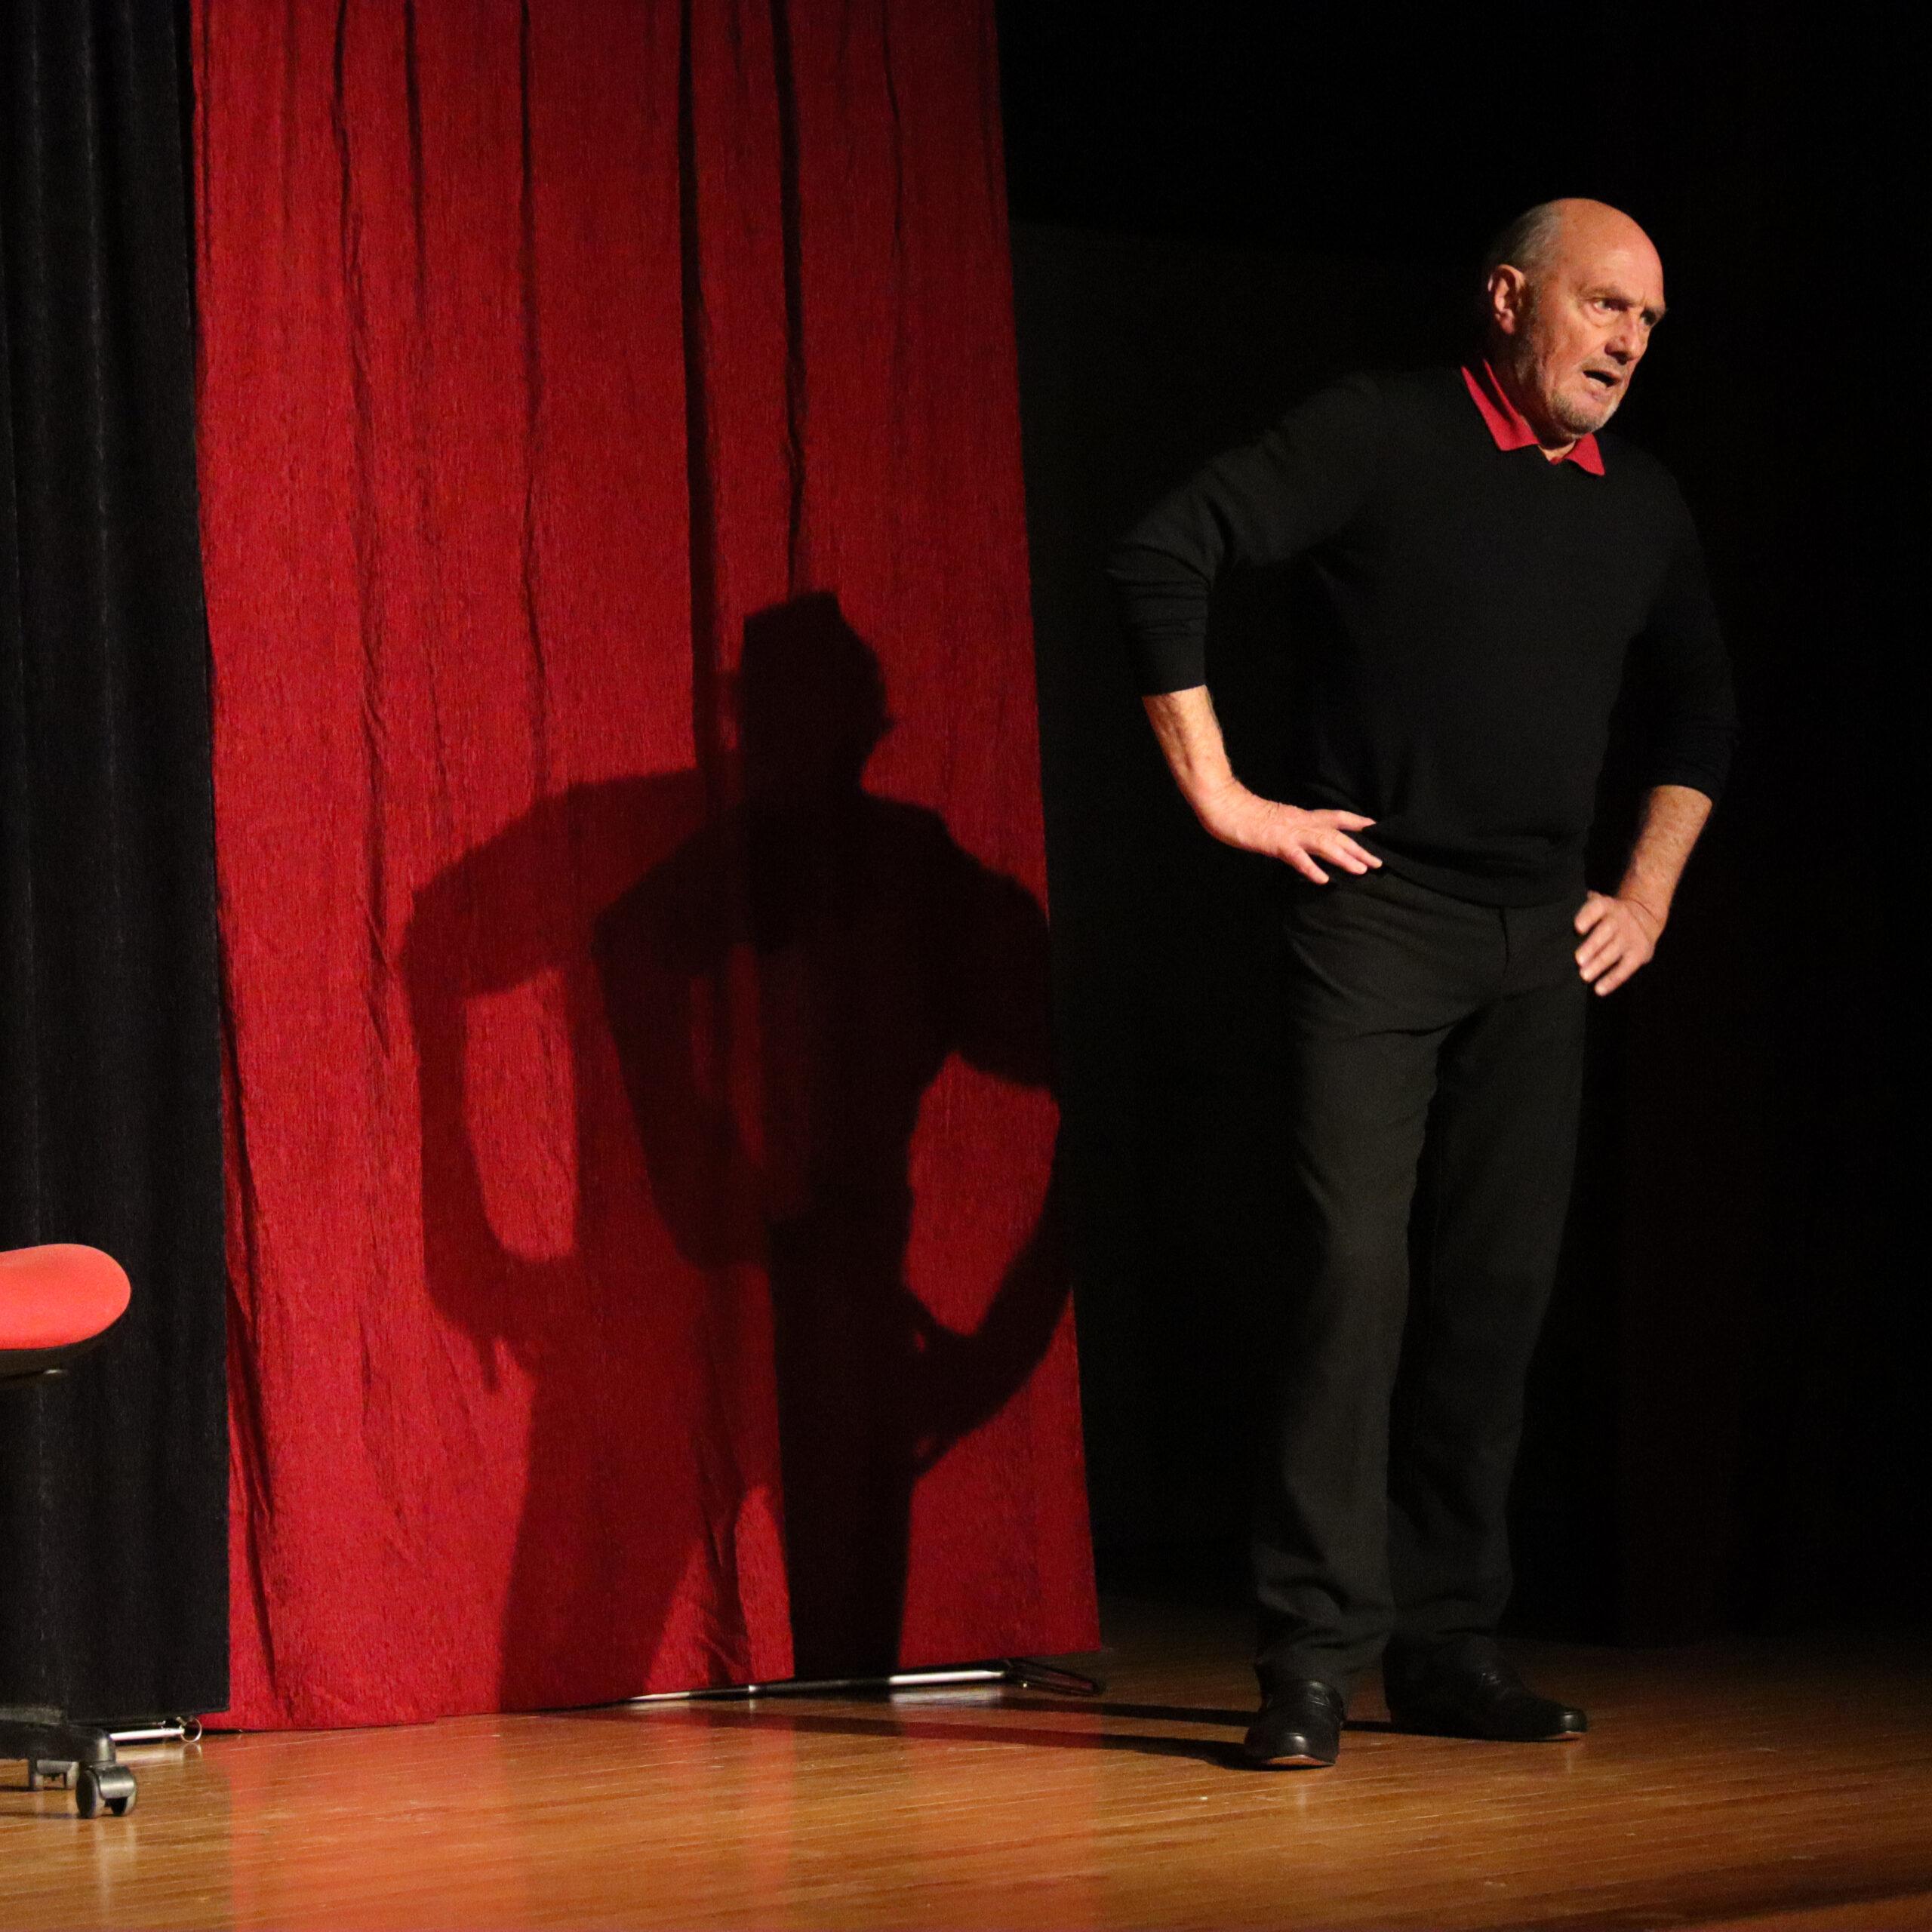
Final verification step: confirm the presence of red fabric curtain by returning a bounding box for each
[194,0,1094,1727]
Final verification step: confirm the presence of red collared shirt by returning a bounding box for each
[1461,359,1604,475]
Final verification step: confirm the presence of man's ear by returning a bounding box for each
[1487,265,1527,337]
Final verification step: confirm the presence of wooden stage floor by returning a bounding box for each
[6,1599,1930,1931]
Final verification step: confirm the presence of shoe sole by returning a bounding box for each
[1244,1749,1334,1768]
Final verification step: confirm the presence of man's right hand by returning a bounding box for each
[1195,784,1381,884]
[1139,688,1380,884]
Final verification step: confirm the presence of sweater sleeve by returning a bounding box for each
[1631,488,1739,803]
[1105,374,1389,696]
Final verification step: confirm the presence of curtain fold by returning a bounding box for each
[0,0,227,1719]
[197,0,1094,1728]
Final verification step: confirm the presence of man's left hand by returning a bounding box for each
[1574,891,1663,995]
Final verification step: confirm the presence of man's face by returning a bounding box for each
[1492,215,1666,441]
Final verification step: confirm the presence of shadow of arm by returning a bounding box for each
[403,863,578,1371]
[912,847,1071,1465]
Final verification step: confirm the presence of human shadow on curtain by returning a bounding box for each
[406,594,1071,1693]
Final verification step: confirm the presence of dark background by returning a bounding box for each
[998,2,1918,1641]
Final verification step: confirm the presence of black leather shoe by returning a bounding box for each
[1384,1636,1586,1742]
[1242,1678,1346,1767]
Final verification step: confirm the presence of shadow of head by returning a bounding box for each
[731,592,892,807]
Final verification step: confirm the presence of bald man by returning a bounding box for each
[1109,200,1736,1767]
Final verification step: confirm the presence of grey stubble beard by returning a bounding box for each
[1500,332,1620,438]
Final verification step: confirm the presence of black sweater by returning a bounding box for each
[1107,367,1737,905]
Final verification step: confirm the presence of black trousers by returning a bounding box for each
[1254,864,1588,1696]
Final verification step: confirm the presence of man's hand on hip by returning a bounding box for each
[1574,891,1663,995]
[1140,688,1381,884]
[1195,784,1382,885]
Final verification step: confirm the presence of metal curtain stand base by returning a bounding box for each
[634,1657,1106,1703]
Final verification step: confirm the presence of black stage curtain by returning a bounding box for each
[0,2,225,1718]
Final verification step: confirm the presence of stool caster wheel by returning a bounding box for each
[28,1758,75,1792]
[75,1763,137,1817]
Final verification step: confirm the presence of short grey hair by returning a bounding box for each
[1475,202,1568,321]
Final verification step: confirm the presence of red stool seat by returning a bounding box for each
[0,1241,141,1814]
[0,1244,131,1352]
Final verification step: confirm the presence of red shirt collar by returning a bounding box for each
[1461,360,1604,475]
